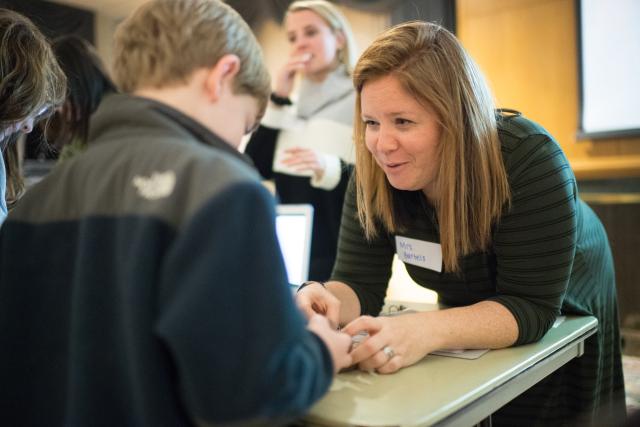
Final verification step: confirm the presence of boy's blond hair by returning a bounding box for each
[113,0,270,113]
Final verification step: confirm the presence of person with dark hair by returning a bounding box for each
[0,8,66,221]
[48,34,116,161]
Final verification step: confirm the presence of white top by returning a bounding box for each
[261,67,355,190]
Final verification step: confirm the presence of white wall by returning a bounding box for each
[94,12,120,73]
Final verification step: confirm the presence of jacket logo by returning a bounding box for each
[132,170,176,200]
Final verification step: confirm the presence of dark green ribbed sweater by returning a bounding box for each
[331,113,626,426]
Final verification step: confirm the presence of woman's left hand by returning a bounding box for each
[341,314,433,374]
[280,147,326,180]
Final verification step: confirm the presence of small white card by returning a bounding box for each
[395,236,442,273]
[272,118,354,177]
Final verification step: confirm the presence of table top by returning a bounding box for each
[305,302,597,427]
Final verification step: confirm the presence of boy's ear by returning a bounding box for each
[204,54,241,102]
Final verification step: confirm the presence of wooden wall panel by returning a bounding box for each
[457,0,640,179]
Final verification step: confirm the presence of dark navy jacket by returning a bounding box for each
[0,94,333,426]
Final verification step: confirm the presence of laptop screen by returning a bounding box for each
[275,204,314,286]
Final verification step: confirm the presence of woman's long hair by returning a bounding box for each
[0,8,66,203]
[353,21,511,273]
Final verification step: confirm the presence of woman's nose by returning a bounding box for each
[377,127,398,153]
[293,37,308,51]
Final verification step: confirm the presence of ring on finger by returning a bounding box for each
[382,345,395,361]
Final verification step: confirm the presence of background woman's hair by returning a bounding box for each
[287,0,358,75]
[352,21,511,273]
[0,8,66,204]
[49,35,116,149]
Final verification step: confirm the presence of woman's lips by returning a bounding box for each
[383,161,408,173]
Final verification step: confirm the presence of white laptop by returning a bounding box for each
[275,204,314,289]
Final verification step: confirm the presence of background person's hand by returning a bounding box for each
[295,282,341,329]
[342,313,434,374]
[307,314,353,373]
[273,53,311,98]
[280,147,326,180]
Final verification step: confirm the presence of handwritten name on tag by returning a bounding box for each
[395,236,442,273]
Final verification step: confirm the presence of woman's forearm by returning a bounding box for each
[418,300,519,352]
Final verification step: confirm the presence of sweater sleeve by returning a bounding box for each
[244,125,278,180]
[155,181,333,425]
[310,153,342,190]
[310,157,354,192]
[330,176,395,316]
[489,133,578,345]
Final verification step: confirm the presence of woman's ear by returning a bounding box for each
[203,54,241,102]
[335,30,346,51]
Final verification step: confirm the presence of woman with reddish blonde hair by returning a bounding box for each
[296,21,626,426]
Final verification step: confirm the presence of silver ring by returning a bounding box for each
[382,345,395,360]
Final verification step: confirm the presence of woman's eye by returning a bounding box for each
[395,118,412,125]
[364,120,378,127]
[305,29,317,37]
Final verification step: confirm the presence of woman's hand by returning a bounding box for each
[280,147,326,180]
[295,282,341,329]
[273,53,312,98]
[341,313,434,374]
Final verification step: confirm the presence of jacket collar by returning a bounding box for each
[146,97,253,166]
[90,93,252,166]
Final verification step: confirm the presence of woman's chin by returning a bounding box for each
[386,177,416,192]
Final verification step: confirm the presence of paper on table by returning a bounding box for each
[430,348,489,360]
[553,316,566,328]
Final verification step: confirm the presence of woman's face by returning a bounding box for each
[285,9,344,79]
[361,74,443,202]
[0,116,36,144]
[0,105,50,144]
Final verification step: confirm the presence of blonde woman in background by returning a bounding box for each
[245,0,357,281]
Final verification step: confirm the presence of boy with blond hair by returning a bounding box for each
[0,1,352,425]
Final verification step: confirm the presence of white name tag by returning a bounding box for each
[395,236,442,273]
